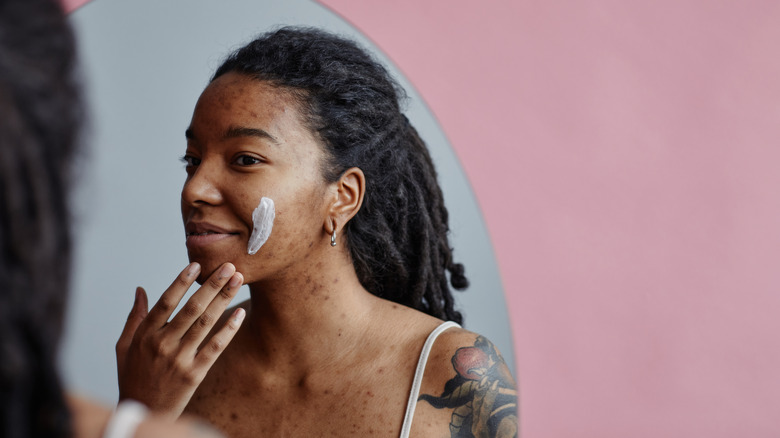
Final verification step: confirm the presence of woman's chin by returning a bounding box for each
[187,245,276,286]
[192,262,222,285]
[187,253,233,282]
[188,253,255,286]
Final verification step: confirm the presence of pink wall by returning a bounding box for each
[61,0,780,435]
[318,1,780,437]
[60,0,88,12]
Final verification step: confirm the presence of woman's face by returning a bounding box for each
[182,72,332,284]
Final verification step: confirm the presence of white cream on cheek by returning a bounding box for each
[247,197,275,255]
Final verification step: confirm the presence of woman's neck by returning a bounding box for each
[239,255,378,373]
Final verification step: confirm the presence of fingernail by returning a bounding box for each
[218,263,234,279]
[233,308,246,324]
[228,273,242,289]
[187,262,200,277]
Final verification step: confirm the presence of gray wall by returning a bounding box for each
[63,0,513,403]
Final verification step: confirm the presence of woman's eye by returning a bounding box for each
[180,155,201,167]
[235,155,262,166]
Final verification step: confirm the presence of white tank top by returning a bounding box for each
[399,321,461,438]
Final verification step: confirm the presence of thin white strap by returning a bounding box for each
[399,321,461,438]
[103,400,148,438]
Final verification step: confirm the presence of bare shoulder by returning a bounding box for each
[423,327,517,388]
[135,415,225,438]
[411,327,519,438]
[66,394,223,438]
[67,394,111,438]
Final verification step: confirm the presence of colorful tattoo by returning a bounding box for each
[419,336,518,438]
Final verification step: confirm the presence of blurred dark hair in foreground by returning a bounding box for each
[0,0,83,436]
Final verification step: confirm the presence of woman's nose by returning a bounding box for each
[181,164,222,206]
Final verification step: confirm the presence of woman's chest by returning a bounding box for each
[185,364,415,437]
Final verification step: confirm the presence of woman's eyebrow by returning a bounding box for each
[183,126,280,144]
[224,125,280,144]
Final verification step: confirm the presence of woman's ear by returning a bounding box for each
[325,167,365,233]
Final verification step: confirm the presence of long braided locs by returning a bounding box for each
[213,27,468,323]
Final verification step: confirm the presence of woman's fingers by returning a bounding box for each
[180,272,244,349]
[143,262,202,328]
[116,287,149,366]
[115,264,244,418]
[165,263,239,339]
[194,307,246,368]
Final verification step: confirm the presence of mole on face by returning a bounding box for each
[247,197,275,255]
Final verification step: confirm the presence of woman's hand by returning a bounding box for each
[115,262,246,418]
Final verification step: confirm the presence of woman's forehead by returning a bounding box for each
[192,73,311,140]
[201,73,297,114]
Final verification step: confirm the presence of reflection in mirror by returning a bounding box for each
[63,0,514,423]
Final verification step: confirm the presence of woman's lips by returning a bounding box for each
[184,221,240,249]
[185,232,239,249]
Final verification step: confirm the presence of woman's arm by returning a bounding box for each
[417,331,519,438]
[115,262,245,418]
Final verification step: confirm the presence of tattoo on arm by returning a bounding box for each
[419,336,518,438]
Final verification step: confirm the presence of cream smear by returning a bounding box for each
[247,197,275,255]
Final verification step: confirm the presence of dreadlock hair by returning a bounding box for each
[213,27,468,323]
[0,0,82,436]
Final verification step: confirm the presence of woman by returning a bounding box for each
[0,0,224,436]
[117,27,518,438]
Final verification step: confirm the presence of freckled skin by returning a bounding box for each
[182,73,329,286]
[178,73,517,437]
